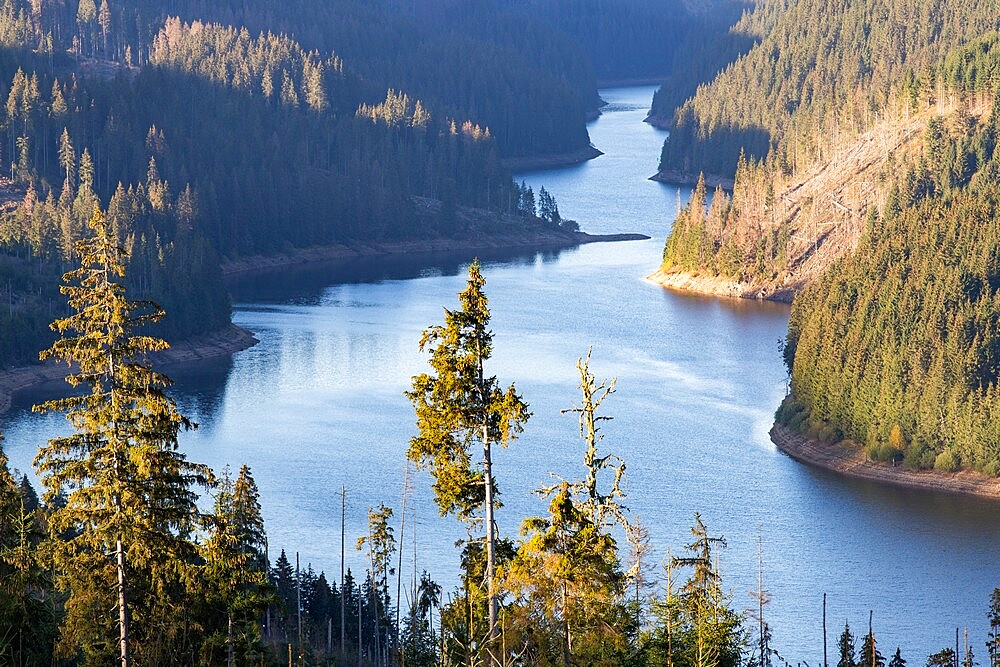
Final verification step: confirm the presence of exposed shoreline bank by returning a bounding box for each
[770,423,1000,501]
[650,169,735,190]
[0,324,258,416]
[503,145,603,172]
[645,267,796,303]
[223,230,649,276]
[2,229,648,414]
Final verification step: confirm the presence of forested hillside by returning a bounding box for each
[776,36,1000,474]
[656,0,1000,179]
[0,4,576,369]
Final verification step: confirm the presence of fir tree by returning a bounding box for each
[33,205,212,665]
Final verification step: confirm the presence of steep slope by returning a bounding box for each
[777,37,1000,477]
[653,0,1000,180]
[650,107,935,301]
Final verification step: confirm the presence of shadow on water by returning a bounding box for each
[227,246,569,305]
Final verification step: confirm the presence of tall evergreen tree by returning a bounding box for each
[406,259,530,650]
[33,205,212,665]
[838,622,858,667]
[649,514,747,667]
[0,433,57,665]
[202,464,273,664]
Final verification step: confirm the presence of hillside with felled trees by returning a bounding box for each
[653,15,1000,302]
[653,0,999,180]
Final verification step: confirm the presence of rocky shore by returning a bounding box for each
[645,267,797,303]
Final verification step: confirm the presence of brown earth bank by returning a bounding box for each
[0,324,258,415]
[222,212,649,276]
[770,422,1000,501]
[502,145,603,172]
[650,169,735,190]
[646,267,795,303]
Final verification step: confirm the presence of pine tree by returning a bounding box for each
[406,259,530,647]
[33,205,213,665]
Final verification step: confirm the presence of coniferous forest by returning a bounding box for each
[655,3,1000,477]
[4,0,1000,664]
[4,238,1000,665]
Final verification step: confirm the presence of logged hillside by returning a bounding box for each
[652,107,935,300]
[655,0,1000,179]
[775,36,1000,475]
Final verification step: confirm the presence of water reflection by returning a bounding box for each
[228,247,567,305]
[1,87,997,660]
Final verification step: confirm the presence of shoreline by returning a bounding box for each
[770,423,1000,501]
[223,230,649,277]
[2,230,647,413]
[0,324,258,416]
[503,146,603,173]
[644,113,670,129]
[650,169,735,190]
[646,267,795,303]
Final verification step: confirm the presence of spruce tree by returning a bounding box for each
[838,622,857,667]
[0,434,56,665]
[406,259,529,649]
[506,352,631,664]
[33,205,212,665]
[202,465,273,664]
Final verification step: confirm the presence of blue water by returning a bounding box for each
[3,87,998,660]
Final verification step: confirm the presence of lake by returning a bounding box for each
[3,86,998,660]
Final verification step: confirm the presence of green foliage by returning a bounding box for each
[933,450,960,473]
[661,156,788,283]
[839,622,858,667]
[785,67,1000,473]
[200,465,274,665]
[501,352,633,665]
[927,648,957,667]
[0,434,57,665]
[406,260,530,521]
[658,0,1000,178]
[645,514,749,667]
[32,205,213,663]
[859,629,887,667]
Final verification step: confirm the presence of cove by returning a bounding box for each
[2,87,998,660]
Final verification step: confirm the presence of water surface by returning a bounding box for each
[3,87,998,660]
